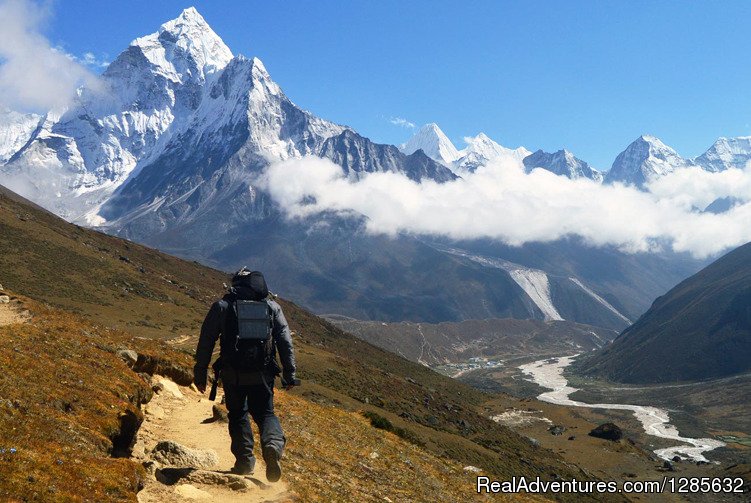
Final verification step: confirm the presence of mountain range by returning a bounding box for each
[399,124,751,189]
[0,7,740,330]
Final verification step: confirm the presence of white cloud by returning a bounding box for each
[58,48,110,70]
[0,0,101,112]
[256,156,751,259]
[389,117,415,129]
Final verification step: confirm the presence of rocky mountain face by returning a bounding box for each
[575,241,751,383]
[523,149,603,181]
[321,129,457,182]
[694,136,751,172]
[0,109,40,163]
[0,8,710,330]
[604,135,693,187]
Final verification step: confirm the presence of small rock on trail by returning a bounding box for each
[151,441,219,469]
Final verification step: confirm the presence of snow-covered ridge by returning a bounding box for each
[401,124,751,188]
[454,132,531,174]
[568,277,630,324]
[435,246,563,321]
[507,268,563,321]
[523,149,603,182]
[694,136,751,172]
[0,109,40,163]
[605,135,693,187]
[130,6,233,82]
[399,123,460,164]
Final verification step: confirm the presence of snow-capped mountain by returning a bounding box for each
[1,7,235,223]
[0,8,705,329]
[1,7,455,228]
[454,133,531,173]
[523,149,603,182]
[694,136,751,172]
[604,135,692,187]
[399,123,461,165]
[323,129,456,182]
[0,109,40,163]
[400,125,533,175]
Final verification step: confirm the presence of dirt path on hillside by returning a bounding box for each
[135,377,292,502]
[0,293,30,326]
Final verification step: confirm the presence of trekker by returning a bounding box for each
[193,268,297,482]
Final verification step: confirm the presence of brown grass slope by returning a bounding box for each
[575,241,751,383]
[0,186,620,502]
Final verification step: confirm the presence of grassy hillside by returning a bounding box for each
[575,241,751,383]
[0,186,620,501]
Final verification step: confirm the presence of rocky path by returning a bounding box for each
[0,286,29,326]
[135,376,292,502]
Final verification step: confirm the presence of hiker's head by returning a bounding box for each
[231,267,269,300]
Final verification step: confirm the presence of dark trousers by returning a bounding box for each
[223,380,286,467]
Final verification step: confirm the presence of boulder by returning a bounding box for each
[548,425,566,436]
[588,422,623,441]
[152,378,184,399]
[151,441,218,469]
[116,349,138,368]
[0,296,10,304]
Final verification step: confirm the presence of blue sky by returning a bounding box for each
[43,0,751,169]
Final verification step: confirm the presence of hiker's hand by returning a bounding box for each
[282,375,297,390]
[193,377,207,393]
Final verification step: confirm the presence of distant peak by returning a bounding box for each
[636,134,665,146]
[251,56,268,73]
[401,123,459,163]
[129,7,233,79]
[180,6,202,20]
[159,6,214,37]
[473,132,493,142]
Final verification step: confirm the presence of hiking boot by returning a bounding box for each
[262,446,282,482]
[230,461,254,476]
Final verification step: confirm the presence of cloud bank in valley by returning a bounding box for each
[0,0,100,112]
[257,156,751,258]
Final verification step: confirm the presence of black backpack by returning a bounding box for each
[227,299,274,372]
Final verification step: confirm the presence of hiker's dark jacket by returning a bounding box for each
[194,286,296,388]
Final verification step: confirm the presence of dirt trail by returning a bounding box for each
[135,377,292,502]
[0,294,30,326]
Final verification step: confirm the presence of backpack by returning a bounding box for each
[228,299,274,372]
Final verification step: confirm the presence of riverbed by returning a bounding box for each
[519,355,725,462]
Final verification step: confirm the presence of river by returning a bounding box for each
[519,355,725,463]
